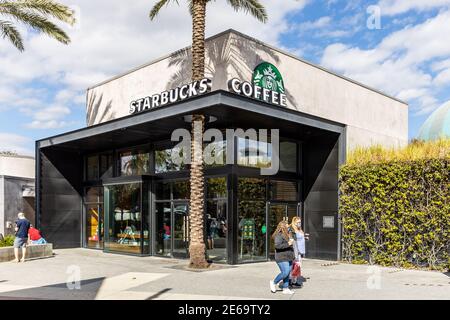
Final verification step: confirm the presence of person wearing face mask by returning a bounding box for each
[289,216,309,288]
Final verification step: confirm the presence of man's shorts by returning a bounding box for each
[13,237,28,248]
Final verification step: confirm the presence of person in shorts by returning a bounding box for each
[14,212,31,263]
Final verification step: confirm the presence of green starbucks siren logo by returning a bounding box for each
[252,62,285,94]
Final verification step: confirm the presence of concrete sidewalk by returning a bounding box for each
[0,248,448,300]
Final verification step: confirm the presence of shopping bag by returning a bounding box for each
[291,260,301,278]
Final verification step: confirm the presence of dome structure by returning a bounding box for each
[418,102,450,141]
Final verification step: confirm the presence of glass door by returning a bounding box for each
[155,202,172,257]
[84,187,104,249]
[172,201,189,258]
[268,203,298,259]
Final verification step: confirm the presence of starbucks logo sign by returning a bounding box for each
[252,62,285,94]
[227,62,287,107]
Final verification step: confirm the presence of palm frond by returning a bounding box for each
[0,0,75,25]
[0,19,23,50]
[2,7,70,44]
[149,0,178,20]
[225,0,267,22]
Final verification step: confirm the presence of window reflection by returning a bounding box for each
[237,137,271,169]
[155,146,187,173]
[86,155,99,180]
[280,141,297,172]
[120,150,149,176]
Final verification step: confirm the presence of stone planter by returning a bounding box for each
[0,243,53,262]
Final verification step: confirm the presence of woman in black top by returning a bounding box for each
[269,220,295,295]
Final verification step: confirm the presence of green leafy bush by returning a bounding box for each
[341,139,450,270]
[0,235,15,247]
[340,157,450,271]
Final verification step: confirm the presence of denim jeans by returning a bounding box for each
[274,261,292,289]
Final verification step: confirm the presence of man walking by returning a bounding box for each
[13,212,31,263]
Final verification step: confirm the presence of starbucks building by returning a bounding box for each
[35,30,408,264]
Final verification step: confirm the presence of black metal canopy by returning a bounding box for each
[36,90,345,154]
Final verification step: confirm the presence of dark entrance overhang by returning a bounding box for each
[36,90,345,153]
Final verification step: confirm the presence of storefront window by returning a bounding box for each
[155,146,187,173]
[100,153,113,178]
[86,155,99,180]
[155,181,171,200]
[120,150,150,176]
[204,140,226,168]
[269,180,298,202]
[105,183,142,254]
[237,178,267,262]
[280,141,297,172]
[173,180,190,200]
[237,137,271,169]
[206,177,227,262]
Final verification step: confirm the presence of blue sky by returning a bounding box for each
[1,0,450,155]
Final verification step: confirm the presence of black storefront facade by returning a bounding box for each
[36,90,346,264]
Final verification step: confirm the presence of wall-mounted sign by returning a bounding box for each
[323,216,335,229]
[228,62,287,107]
[129,78,212,114]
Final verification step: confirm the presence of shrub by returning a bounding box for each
[0,235,15,247]
[340,140,450,271]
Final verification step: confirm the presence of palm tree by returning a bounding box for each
[150,0,267,268]
[0,0,75,51]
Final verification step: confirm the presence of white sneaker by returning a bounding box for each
[269,280,277,293]
[282,288,295,295]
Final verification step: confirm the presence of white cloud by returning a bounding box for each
[377,0,450,15]
[321,10,450,115]
[0,133,32,155]
[433,67,450,86]
[0,0,308,129]
[298,16,332,31]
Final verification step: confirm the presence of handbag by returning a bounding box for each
[291,260,301,278]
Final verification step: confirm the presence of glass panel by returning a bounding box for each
[206,200,227,262]
[173,202,189,257]
[120,150,150,176]
[155,146,187,173]
[105,183,142,254]
[238,200,266,262]
[268,204,298,258]
[173,181,190,200]
[155,182,171,200]
[84,186,103,203]
[155,202,171,257]
[238,177,266,200]
[207,177,227,199]
[237,137,272,169]
[204,140,226,167]
[269,180,298,202]
[100,154,113,178]
[268,205,287,258]
[85,204,103,249]
[86,155,99,180]
[280,141,297,172]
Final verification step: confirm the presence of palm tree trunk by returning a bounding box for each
[188,0,209,268]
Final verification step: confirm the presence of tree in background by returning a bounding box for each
[0,0,75,51]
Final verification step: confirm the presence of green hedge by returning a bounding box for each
[340,159,450,270]
[0,235,15,247]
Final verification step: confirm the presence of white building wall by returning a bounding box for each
[86,30,408,151]
[0,156,35,179]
